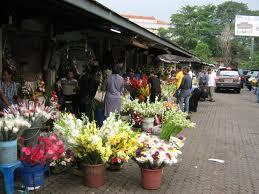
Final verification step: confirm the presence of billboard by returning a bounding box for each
[235,15,259,37]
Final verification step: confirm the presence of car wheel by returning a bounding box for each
[236,89,241,94]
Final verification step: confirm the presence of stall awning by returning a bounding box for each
[61,0,195,58]
[157,54,201,63]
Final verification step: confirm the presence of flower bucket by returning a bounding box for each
[0,139,17,164]
[141,168,162,190]
[142,117,154,132]
[21,164,44,190]
[22,127,41,146]
[83,164,105,188]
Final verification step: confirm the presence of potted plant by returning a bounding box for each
[19,134,65,190]
[74,121,111,188]
[134,133,182,190]
[100,113,139,170]
[0,115,31,164]
[54,113,111,188]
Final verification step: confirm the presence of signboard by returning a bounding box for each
[235,15,259,37]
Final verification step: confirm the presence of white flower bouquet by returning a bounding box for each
[134,133,182,169]
[0,115,31,141]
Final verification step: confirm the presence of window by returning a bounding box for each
[219,70,239,76]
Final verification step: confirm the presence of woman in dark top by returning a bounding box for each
[148,70,161,103]
[179,67,192,114]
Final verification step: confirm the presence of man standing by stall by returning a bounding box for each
[207,68,216,102]
[175,65,183,103]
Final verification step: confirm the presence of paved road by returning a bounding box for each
[2,89,259,194]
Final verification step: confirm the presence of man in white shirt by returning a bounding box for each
[207,68,216,102]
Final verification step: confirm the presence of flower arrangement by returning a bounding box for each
[20,134,65,165]
[100,113,139,164]
[33,80,46,99]
[160,110,195,141]
[49,150,75,174]
[0,115,31,141]
[121,97,138,115]
[129,75,150,102]
[164,101,178,111]
[134,133,181,169]
[169,136,185,150]
[74,121,112,164]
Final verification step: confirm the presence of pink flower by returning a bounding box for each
[22,147,31,156]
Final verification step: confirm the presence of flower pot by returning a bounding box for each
[142,117,154,132]
[0,139,17,164]
[21,164,45,190]
[83,164,105,188]
[141,168,162,190]
[22,127,41,146]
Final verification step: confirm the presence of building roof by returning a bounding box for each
[62,0,194,57]
[121,14,156,20]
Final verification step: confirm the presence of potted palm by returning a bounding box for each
[0,115,31,164]
[19,134,65,190]
[134,133,182,190]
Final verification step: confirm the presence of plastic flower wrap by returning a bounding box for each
[0,115,31,141]
[160,110,195,140]
[20,133,65,165]
[100,113,139,163]
[134,133,182,169]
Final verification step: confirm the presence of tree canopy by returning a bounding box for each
[158,1,259,68]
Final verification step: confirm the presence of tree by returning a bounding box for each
[192,42,212,62]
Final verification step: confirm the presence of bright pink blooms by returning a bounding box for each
[20,134,65,165]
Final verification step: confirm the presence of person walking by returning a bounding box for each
[198,69,209,101]
[256,73,259,103]
[104,63,124,117]
[179,67,192,116]
[207,68,216,102]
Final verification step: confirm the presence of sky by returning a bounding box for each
[97,0,259,22]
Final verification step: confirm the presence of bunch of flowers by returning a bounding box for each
[121,97,138,115]
[50,91,59,109]
[20,134,65,165]
[160,110,195,140]
[164,101,178,111]
[5,101,57,128]
[100,113,139,164]
[161,83,177,99]
[131,111,143,127]
[74,121,112,164]
[134,133,182,169]
[49,150,75,174]
[129,75,150,102]
[33,80,46,98]
[0,115,31,141]
[21,82,34,98]
[134,97,165,118]
[54,113,85,146]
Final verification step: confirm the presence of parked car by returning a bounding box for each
[215,67,241,93]
[245,70,259,91]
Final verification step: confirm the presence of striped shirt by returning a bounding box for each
[57,78,78,96]
[0,80,17,104]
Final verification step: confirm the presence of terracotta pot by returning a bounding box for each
[83,164,105,188]
[141,168,162,190]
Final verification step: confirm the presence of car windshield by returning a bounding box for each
[247,71,253,76]
[219,70,239,76]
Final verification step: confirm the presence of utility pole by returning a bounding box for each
[250,37,255,65]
